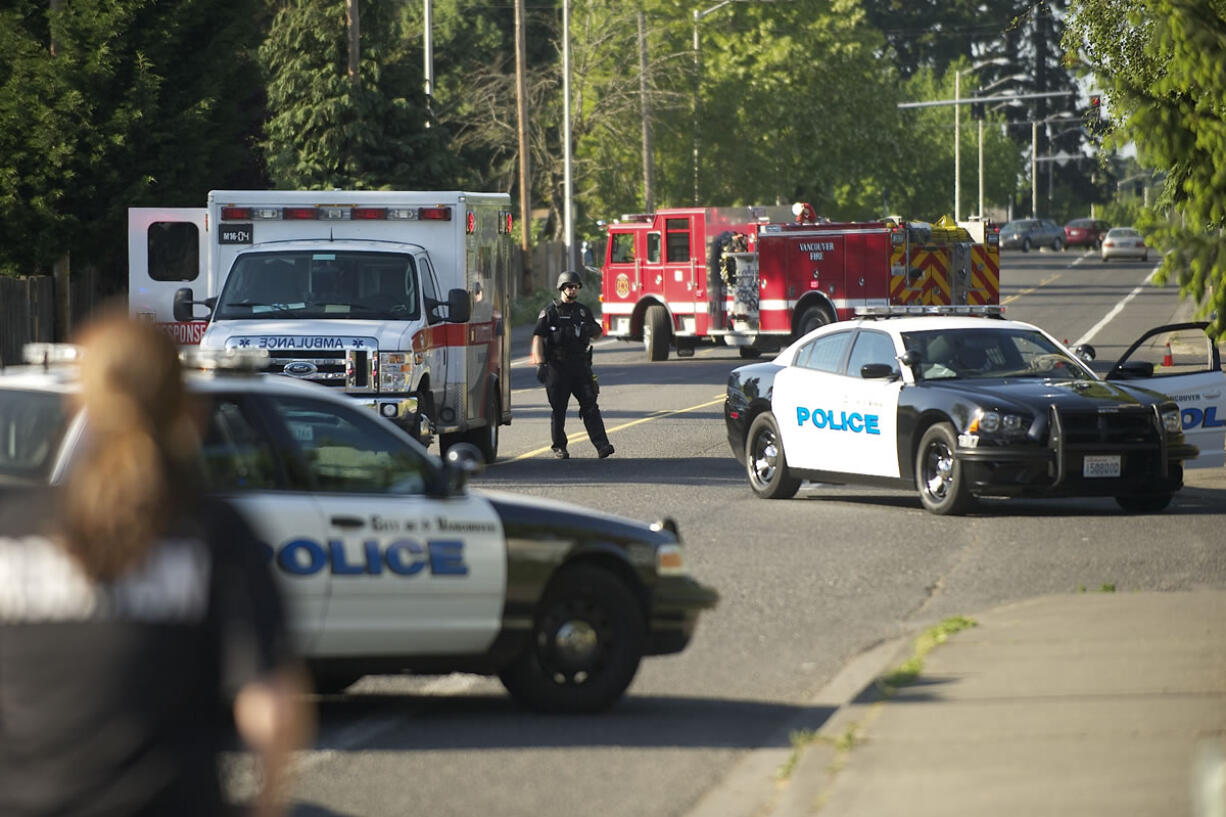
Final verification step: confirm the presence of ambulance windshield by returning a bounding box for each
[213,251,421,321]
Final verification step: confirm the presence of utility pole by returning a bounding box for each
[49,0,71,339]
[346,0,360,87]
[423,0,433,121]
[638,10,654,212]
[513,0,532,290]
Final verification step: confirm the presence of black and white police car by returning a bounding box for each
[724,306,1225,515]
[0,345,718,713]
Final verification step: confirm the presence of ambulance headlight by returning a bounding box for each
[379,352,413,392]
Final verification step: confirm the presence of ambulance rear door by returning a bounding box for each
[128,208,210,344]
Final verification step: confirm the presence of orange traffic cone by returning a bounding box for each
[1162,341,1173,367]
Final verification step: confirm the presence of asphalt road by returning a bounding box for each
[256,248,1226,817]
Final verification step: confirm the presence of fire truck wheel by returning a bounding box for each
[644,304,670,361]
[745,413,801,500]
[796,305,833,339]
[915,422,974,515]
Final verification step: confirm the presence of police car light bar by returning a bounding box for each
[178,347,270,374]
[23,343,81,367]
[856,305,1006,318]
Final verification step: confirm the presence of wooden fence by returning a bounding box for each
[0,270,100,365]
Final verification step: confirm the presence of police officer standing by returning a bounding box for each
[531,271,614,459]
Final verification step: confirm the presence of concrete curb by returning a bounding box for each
[680,636,912,817]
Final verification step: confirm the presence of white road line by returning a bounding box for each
[1074,266,1159,346]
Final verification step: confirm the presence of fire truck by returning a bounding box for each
[600,204,1000,360]
[128,190,515,461]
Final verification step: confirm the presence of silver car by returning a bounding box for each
[1000,218,1065,252]
[1100,227,1150,262]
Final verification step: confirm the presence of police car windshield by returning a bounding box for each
[214,251,421,321]
[902,327,1087,381]
[0,389,71,485]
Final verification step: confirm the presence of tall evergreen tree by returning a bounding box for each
[260,0,454,189]
[0,0,268,286]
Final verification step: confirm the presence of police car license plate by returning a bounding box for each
[1084,455,1121,478]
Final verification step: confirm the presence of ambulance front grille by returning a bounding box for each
[265,350,376,392]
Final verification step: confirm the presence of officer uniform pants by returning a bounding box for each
[545,358,610,451]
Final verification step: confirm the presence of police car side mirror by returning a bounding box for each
[1111,360,1154,379]
[446,288,471,324]
[442,442,484,493]
[899,349,923,370]
[860,363,898,380]
[1073,343,1096,363]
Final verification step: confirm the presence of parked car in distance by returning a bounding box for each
[1064,218,1111,250]
[1000,218,1065,252]
[1101,227,1149,262]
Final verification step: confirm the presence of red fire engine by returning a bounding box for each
[600,204,1000,360]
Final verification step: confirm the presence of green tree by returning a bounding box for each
[0,0,267,286]
[260,0,454,189]
[1065,0,1226,335]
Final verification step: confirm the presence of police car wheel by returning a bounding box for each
[915,423,973,515]
[1114,493,1172,513]
[745,413,801,500]
[499,564,645,714]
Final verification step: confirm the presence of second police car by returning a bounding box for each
[1,346,718,713]
[724,307,1226,515]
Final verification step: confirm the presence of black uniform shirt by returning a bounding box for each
[534,300,601,361]
[0,490,292,817]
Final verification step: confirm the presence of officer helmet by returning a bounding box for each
[556,270,583,291]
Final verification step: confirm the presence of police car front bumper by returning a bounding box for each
[645,575,720,656]
[955,440,1193,498]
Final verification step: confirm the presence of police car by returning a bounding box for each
[0,346,718,713]
[724,307,1226,515]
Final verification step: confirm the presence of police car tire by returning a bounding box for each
[644,304,670,361]
[745,413,801,500]
[915,423,973,515]
[498,564,645,714]
[1114,493,1172,513]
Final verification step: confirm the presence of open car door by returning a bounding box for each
[1107,322,1226,468]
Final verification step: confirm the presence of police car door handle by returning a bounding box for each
[330,515,366,529]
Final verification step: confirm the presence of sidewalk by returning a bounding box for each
[773,590,1226,817]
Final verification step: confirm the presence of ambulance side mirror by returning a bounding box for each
[173,287,215,322]
[446,288,471,323]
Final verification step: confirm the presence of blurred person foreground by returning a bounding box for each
[0,308,312,817]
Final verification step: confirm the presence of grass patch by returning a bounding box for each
[776,728,820,780]
[1077,582,1117,593]
[878,615,977,694]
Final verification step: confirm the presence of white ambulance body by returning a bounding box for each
[128,190,515,461]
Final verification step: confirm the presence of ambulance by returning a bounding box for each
[128,190,514,461]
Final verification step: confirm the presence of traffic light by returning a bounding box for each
[970,101,985,121]
[1089,94,1101,118]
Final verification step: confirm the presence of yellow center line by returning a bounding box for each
[1001,271,1063,305]
[501,394,726,463]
